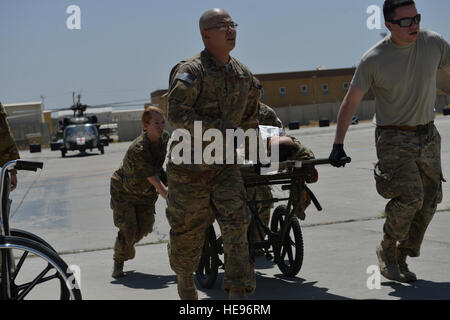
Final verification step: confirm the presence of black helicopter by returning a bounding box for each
[50,94,109,157]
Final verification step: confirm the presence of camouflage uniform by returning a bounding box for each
[374,125,443,257]
[258,102,315,162]
[0,102,20,171]
[111,131,169,263]
[248,102,281,241]
[166,49,259,294]
[248,103,314,242]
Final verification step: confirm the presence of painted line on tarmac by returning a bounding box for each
[301,215,383,228]
[302,208,450,228]
[55,240,169,257]
[52,209,450,257]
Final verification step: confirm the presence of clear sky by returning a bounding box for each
[1,0,449,110]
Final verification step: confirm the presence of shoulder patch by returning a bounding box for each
[176,72,196,85]
[252,76,262,90]
[169,61,186,86]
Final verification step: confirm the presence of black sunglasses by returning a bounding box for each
[389,14,421,27]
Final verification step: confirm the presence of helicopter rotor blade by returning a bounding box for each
[91,99,149,108]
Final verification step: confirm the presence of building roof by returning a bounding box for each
[51,107,112,118]
[4,101,42,107]
[255,67,356,81]
[111,108,143,114]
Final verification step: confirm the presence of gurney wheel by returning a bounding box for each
[195,225,219,288]
[271,205,304,277]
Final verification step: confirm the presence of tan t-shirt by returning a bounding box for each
[351,29,449,126]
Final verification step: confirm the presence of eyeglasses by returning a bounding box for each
[389,14,421,27]
[205,22,238,32]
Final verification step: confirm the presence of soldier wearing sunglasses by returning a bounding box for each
[329,0,449,283]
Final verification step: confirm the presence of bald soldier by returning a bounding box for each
[0,101,20,191]
[166,8,260,300]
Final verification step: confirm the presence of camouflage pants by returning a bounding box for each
[165,164,255,293]
[111,180,158,263]
[374,125,443,257]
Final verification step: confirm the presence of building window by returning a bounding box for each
[300,85,308,96]
[321,83,329,95]
[343,82,350,92]
[280,87,287,97]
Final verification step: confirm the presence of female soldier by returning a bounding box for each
[110,106,169,278]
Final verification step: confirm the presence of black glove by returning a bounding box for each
[160,168,168,185]
[329,144,349,167]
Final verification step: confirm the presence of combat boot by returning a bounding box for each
[228,288,248,300]
[111,261,124,279]
[376,239,407,282]
[397,249,417,282]
[177,274,198,300]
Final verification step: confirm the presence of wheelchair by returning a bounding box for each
[0,160,82,300]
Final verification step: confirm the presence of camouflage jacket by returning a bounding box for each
[258,102,314,160]
[0,102,20,172]
[111,131,169,198]
[258,102,282,128]
[167,49,260,170]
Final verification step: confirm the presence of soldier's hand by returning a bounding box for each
[160,168,168,185]
[329,144,350,167]
[10,173,17,191]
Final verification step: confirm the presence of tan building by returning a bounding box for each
[150,89,168,116]
[256,67,372,108]
[256,67,449,109]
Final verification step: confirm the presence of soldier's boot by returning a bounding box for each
[111,261,124,279]
[397,249,417,282]
[177,274,198,300]
[376,238,407,282]
[228,288,248,300]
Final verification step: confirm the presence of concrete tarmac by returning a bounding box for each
[8,115,450,300]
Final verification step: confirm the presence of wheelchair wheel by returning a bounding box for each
[195,225,219,288]
[270,205,304,277]
[10,229,57,253]
[0,236,82,300]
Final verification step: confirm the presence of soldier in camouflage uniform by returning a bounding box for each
[166,8,260,300]
[249,102,314,244]
[248,103,281,243]
[0,101,20,191]
[330,0,449,282]
[110,106,169,278]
